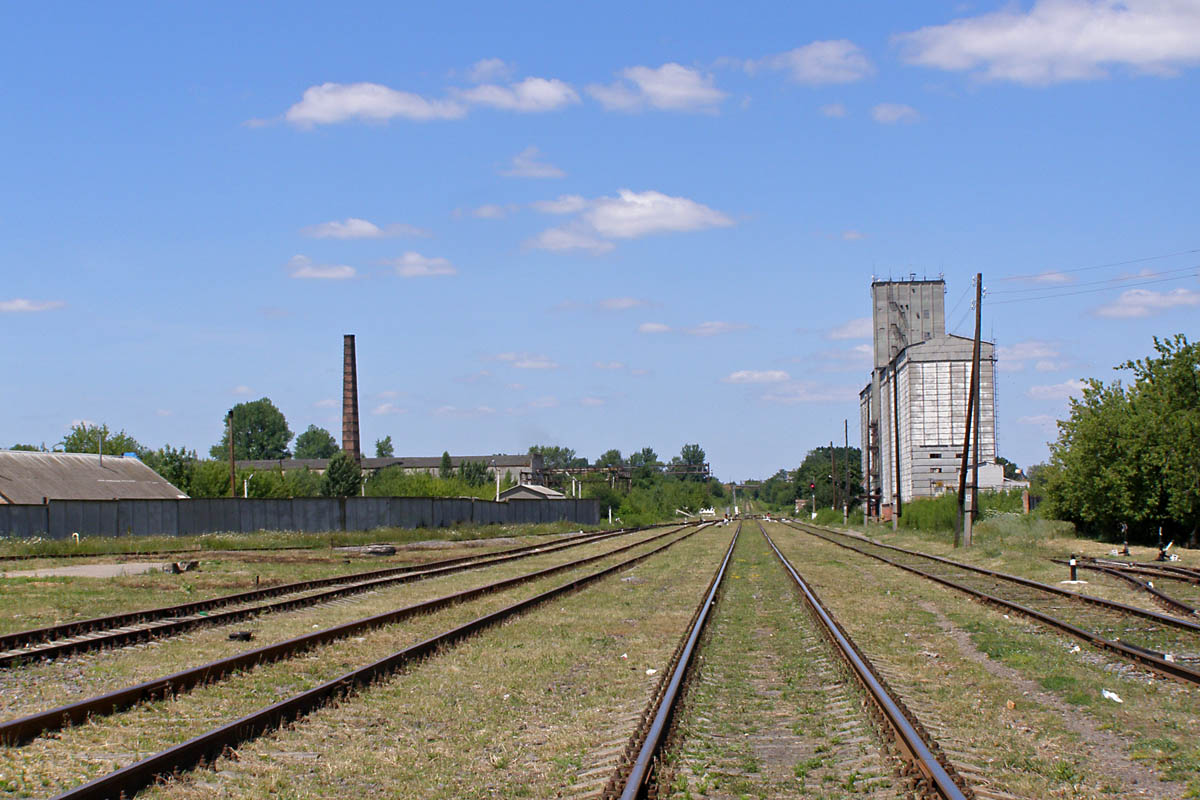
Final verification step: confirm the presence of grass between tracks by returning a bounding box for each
[0,527,676,722]
[661,531,896,799]
[126,525,733,800]
[823,514,1200,620]
[0,521,598,560]
[769,522,1199,799]
[0,526,704,798]
[0,525,593,636]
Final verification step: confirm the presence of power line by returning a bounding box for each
[988,264,1199,295]
[988,272,1198,305]
[992,247,1200,283]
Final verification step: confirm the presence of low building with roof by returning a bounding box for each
[498,484,566,501]
[0,450,187,504]
[237,453,544,485]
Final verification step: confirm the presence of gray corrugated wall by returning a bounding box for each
[0,498,599,539]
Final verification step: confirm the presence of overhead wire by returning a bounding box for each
[987,264,1200,295]
[991,246,1200,283]
[987,272,1198,305]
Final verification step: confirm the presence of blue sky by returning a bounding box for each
[2,1,1198,480]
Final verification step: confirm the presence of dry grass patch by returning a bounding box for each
[126,527,734,800]
[0,528,675,721]
[0,528,693,797]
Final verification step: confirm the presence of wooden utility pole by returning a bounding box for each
[843,419,850,525]
[956,273,983,547]
[830,441,837,511]
[227,411,236,499]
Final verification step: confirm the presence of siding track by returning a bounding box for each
[0,525,673,666]
[784,520,1200,684]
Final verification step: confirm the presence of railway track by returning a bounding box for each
[603,520,967,800]
[0,524,674,666]
[783,520,1200,684]
[1052,558,1200,617]
[0,523,698,745]
[31,523,709,800]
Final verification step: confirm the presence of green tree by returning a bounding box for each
[995,456,1022,480]
[209,398,293,460]
[294,425,339,459]
[595,449,624,468]
[528,444,588,469]
[9,443,42,451]
[60,423,144,456]
[678,443,707,480]
[460,460,489,487]
[792,446,863,511]
[189,460,233,498]
[142,445,198,495]
[375,436,394,458]
[440,451,453,479]
[321,451,363,497]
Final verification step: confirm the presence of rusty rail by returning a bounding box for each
[1,524,675,665]
[762,523,969,800]
[608,522,739,800]
[1051,559,1199,617]
[783,521,1200,685]
[0,524,694,745]
[46,524,711,800]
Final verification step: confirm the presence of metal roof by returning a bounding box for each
[0,451,188,504]
[499,484,566,501]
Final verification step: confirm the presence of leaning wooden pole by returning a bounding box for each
[956,273,983,547]
[830,441,837,511]
[891,360,903,529]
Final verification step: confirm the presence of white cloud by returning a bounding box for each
[722,369,790,384]
[1094,287,1200,318]
[155,409,172,417]
[586,189,733,238]
[754,40,874,84]
[828,316,872,340]
[1028,379,1088,399]
[501,146,565,178]
[457,77,580,112]
[598,297,647,311]
[580,396,606,407]
[1030,270,1073,284]
[1018,413,1059,428]
[467,58,514,83]
[638,322,671,334]
[471,204,514,219]
[285,82,465,127]
[594,361,625,370]
[301,218,428,239]
[496,352,559,369]
[232,385,252,396]
[587,63,726,112]
[526,395,559,409]
[810,344,873,372]
[842,230,865,241]
[0,298,64,313]
[820,103,848,117]
[761,382,858,405]
[685,321,749,337]
[528,189,732,253]
[314,398,337,408]
[872,103,920,124]
[1035,359,1068,372]
[531,194,589,214]
[372,402,408,416]
[896,1,1200,85]
[386,252,457,278]
[287,255,356,280]
[527,226,615,254]
[997,340,1060,372]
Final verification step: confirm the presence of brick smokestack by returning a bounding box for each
[342,334,360,461]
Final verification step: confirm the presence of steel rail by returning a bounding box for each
[0,525,672,665]
[761,523,969,800]
[789,522,1200,634]
[1076,556,1200,584]
[616,523,739,800]
[783,521,1200,685]
[0,526,643,650]
[47,524,712,800]
[1050,559,1199,617]
[0,524,692,745]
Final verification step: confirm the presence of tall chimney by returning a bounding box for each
[342,334,360,461]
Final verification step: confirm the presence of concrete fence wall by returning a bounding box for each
[0,497,600,539]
